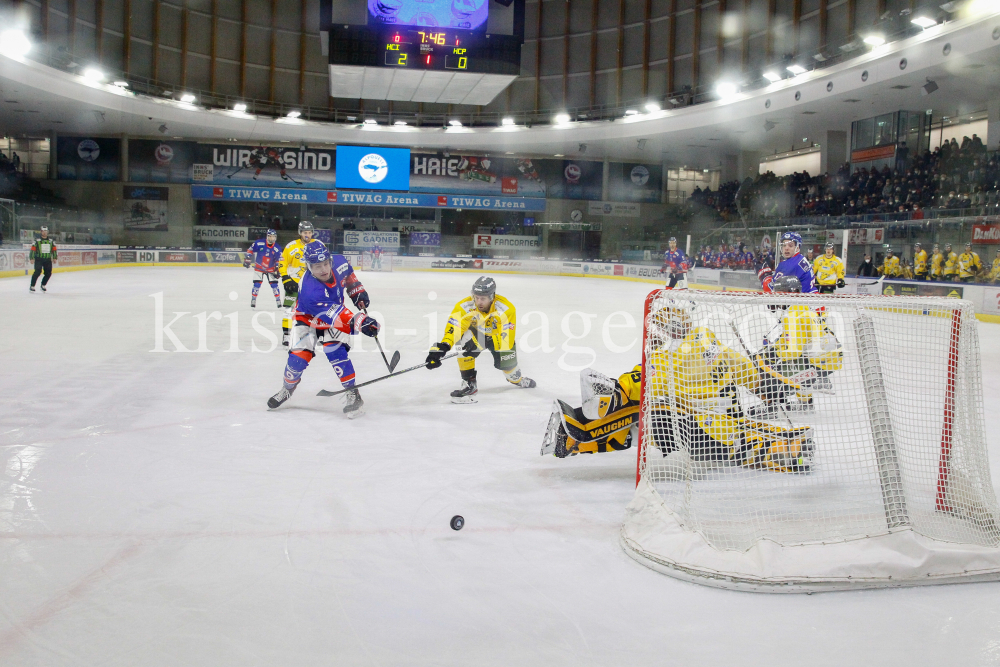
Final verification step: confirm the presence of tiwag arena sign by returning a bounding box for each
[472,234,541,249]
[972,223,1000,244]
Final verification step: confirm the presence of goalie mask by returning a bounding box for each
[649,305,693,346]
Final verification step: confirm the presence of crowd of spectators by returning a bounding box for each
[0,151,22,198]
[686,135,1000,221]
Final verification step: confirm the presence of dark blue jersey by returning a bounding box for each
[246,239,281,273]
[294,255,365,329]
[774,253,817,293]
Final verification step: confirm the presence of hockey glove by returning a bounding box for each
[282,276,298,296]
[356,314,380,338]
[462,337,481,355]
[425,342,451,369]
[836,278,846,288]
[352,289,371,311]
[757,264,774,292]
[243,260,251,268]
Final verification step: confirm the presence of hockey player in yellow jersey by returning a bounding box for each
[900,258,914,280]
[943,243,959,281]
[930,244,945,281]
[278,221,314,346]
[958,242,983,283]
[989,249,1000,283]
[913,243,928,280]
[812,242,846,293]
[425,276,535,403]
[879,245,900,278]
[540,366,642,457]
[544,297,815,473]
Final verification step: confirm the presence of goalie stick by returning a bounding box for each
[317,351,460,397]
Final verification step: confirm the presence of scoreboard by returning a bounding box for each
[321,1,523,105]
[329,25,520,76]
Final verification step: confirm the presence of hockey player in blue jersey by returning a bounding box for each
[756,231,817,293]
[244,229,282,308]
[267,240,379,418]
[659,236,689,289]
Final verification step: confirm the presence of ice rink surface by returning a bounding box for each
[2,267,1000,667]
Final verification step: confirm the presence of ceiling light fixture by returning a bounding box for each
[363,118,377,126]
[554,113,571,124]
[112,80,129,88]
[786,64,807,75]
[179,93,196,103]
[83,67,105,81]
[394,120,407,126]
[911,16,937,28]
[501,117,515,126]
[763,70,782,82]
[0,29,31,58]
[644,102,661,113]
[233,103,247,112]
[715,82,739,99]
[863,35,886,47]
[448,119,463,127]
[286,110,302,118]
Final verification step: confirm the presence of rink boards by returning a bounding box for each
[3,246,1000,322]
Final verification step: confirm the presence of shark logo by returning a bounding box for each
[358,153,389,184]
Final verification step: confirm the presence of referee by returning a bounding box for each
[29,226,58,292]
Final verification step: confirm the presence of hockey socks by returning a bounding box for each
[323,342,357,387]
[270,281,281,305]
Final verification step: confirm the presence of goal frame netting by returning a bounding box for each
[621,289,1000,592]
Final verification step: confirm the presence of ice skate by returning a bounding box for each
[267,386,295,410]
[506,369,536,388]
[343,388,365,418]
[40,286,46,292]
[29,286,35,292]
[450,379,478,404]
[251,297,257,308]
[282,331,290,347]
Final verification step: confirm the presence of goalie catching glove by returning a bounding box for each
[425,342,451,368]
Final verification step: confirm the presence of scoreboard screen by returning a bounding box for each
[368,0,489,33]
[329,25,521,76]
[383,29,473,70]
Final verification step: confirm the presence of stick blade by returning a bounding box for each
[389,351,401,373]
[316,388,341,397]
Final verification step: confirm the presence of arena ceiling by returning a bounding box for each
[1,12,999,167]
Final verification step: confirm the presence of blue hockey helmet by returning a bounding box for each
[266,228,277,242]
[780,231,802,247]
[304,239,329,264]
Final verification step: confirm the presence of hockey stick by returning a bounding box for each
[729,320,796,426]
[317,351,460,397]
[362,308,400,372]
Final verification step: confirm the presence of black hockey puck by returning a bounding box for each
[450,515,465,531]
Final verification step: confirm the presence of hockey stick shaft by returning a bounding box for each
[363,308,400,372]
[316,351,460,397]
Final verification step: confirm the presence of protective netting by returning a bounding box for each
[623,289,1000,591]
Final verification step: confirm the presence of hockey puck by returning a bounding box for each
[450,515,465,531]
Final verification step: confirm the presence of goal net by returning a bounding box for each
[360,251,392,272]
[622,289,1000,592]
